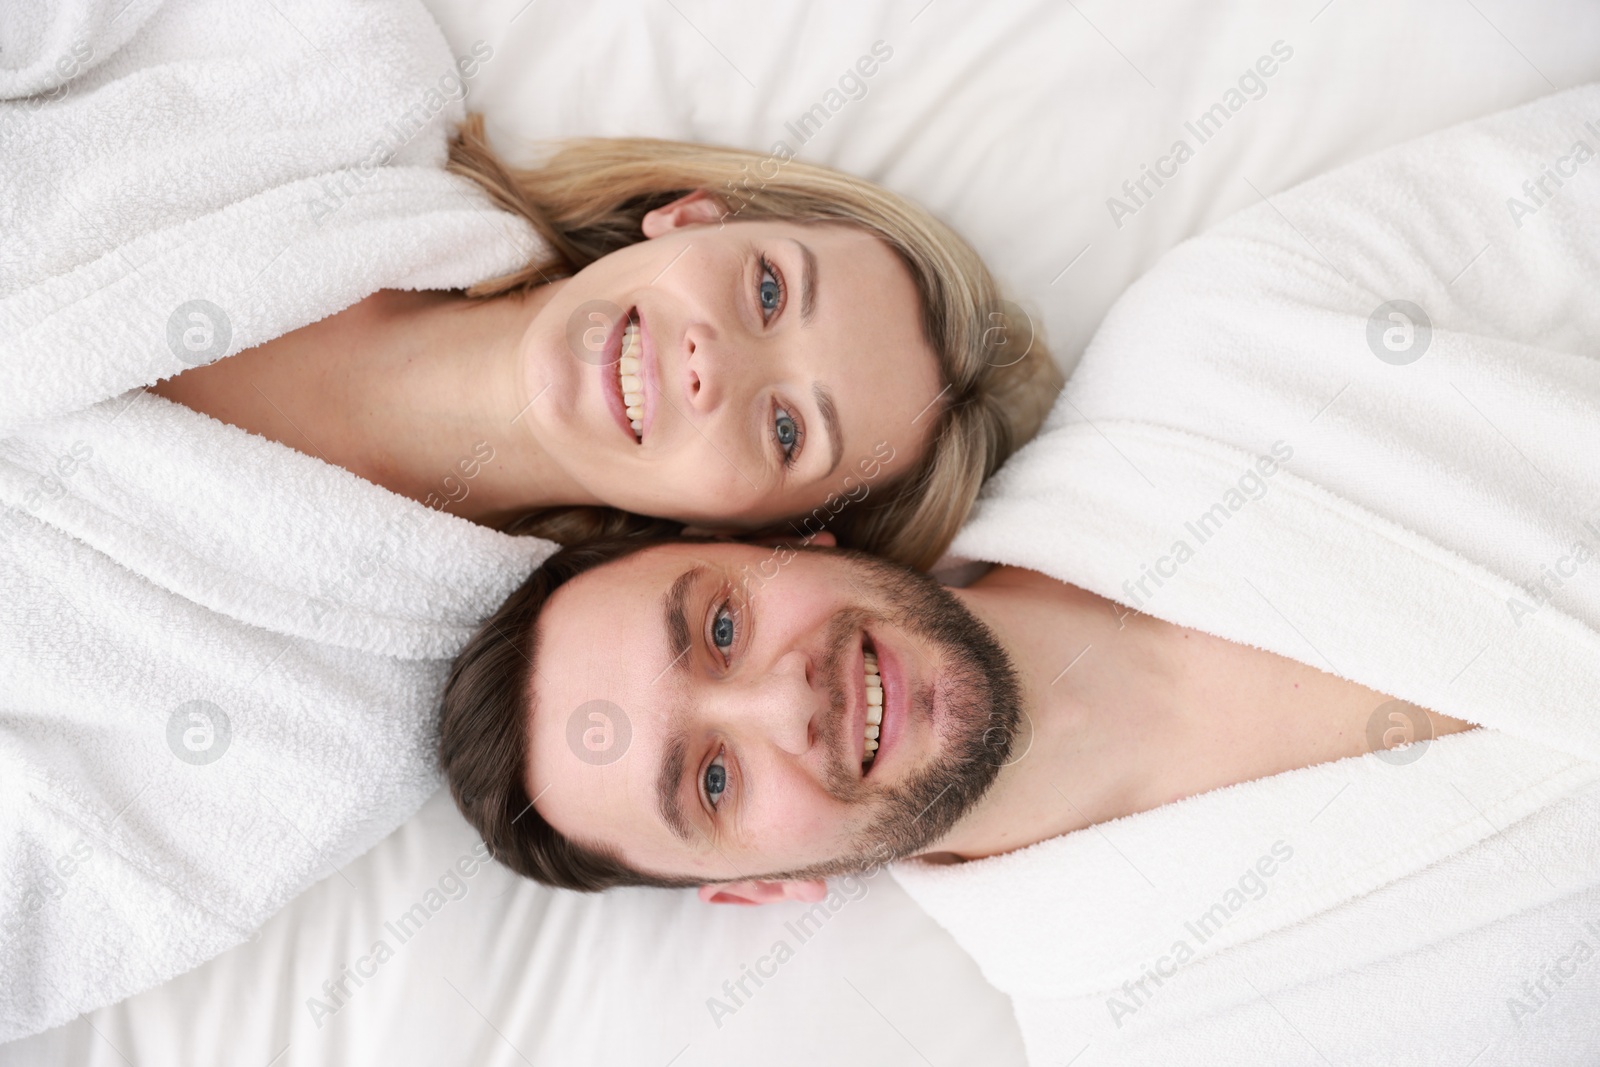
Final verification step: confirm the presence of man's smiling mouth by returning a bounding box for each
[862,645,884,775]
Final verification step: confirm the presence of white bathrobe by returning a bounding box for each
[892,84,1600,1065]
[0,0,552,1040]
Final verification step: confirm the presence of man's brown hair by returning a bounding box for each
[438,536,712,892]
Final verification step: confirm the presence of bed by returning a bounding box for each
[5,0,1597,1063]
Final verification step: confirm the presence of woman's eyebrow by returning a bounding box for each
[814,382,844,477]
[790,237,819,323]
[784,238,842,476]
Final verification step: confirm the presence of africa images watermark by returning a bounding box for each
[727,438,898,597]
[1504,517,1600,627]
[304,840,496,1028]
[566,699,632,766]
[1364,699,1435,766]
[727,294,1033,607]
[0,839,97,955]
[1366,299,1432,365]
[1114,440,1295,625]
[1505,117,1600,229]
[551,435,900,769]
[1506,915,1600,1028]
[305,40,495,224]
[0,440,93,548]
[716,41,895,226]
[1107,40,1296,230]
[0,36,95,142]
[154,288,495,627]
[705,842,894,1029]
[166,698,233,765]
[308,441,496,628]
[1106,839,1295,1028]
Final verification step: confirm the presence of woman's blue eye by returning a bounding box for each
[775,411,798,450]
[705,752,728,807]
[712,606,735,650]
[757,257,783,317]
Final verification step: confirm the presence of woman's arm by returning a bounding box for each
[0,0,519,433]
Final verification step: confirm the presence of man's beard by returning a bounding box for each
[756,547,1022,882]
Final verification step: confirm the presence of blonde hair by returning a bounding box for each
[446,114,1062,570]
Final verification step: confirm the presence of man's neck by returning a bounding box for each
[923,564,1463,863]
[922,565,1184,861]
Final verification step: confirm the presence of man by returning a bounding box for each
[440,532,1475,896]
[442,83,1600,1065]
[440,528,1600,1065]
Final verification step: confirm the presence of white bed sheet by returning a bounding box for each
[441,0,1600,376]
[2,788,1018,1066]
[5,0,1599,1064]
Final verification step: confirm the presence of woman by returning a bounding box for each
[0,0,1058,1038]
[150,117,1062,569]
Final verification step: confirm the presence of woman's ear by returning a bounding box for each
[641,189,728,238]
[697,879,829,906]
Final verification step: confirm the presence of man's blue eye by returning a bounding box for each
[775,411,797,449]
[713,608,735,649]
[705,753,728,806]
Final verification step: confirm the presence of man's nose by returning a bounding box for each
[735,646,819,756]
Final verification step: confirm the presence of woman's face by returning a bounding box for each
[519,192,944,529]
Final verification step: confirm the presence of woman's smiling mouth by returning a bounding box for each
[602,308,658,445]
[601,307,644,445]
[619,317,643,438]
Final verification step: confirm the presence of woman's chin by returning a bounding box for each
[677,523,740,538]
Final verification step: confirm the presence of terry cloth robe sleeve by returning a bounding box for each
[0,0,555,1041]
[0,0,537,432]
[0,0,166,98]
[893,83,1600,1067]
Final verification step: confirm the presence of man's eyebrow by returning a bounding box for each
[814,382,843,478]
[657,727,694,843]
[655,567,702,843]
[794,238,818,324]
[661,565,703,679]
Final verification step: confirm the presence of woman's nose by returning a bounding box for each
[680,333,722,415]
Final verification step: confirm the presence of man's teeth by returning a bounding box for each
[619,322,643,436]
[864,651,882,765]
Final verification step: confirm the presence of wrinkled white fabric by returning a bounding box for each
[0,0,552,1039]
[896,83,1600,1066]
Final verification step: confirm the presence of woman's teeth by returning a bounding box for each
[619,322,643,439]
[863,651,882,768]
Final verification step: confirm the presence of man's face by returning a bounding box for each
[524,542,1019,885]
